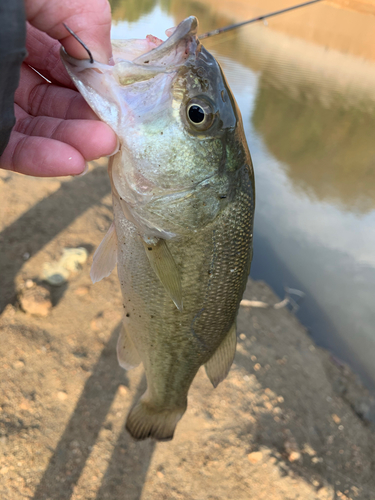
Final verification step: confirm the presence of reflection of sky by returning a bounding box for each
[111,6,175,40]
[219,55,375,387]
[109,7,375,388]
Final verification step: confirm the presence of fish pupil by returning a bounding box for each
[188,105,205,124]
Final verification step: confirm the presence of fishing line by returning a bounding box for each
[62,23,94,63]
[62,1,323,62]
[199,0,323,40]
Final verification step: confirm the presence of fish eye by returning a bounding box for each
[186,98,215,131]
[188,105,205,124]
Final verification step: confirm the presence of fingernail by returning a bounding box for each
[76,162,89,177]
[109,138,120,156]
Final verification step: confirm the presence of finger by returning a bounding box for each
[14,109,118,161]
[25,0,112,63]
[15,63,98,120]
[0,130,86,177]
[25,23,74,88]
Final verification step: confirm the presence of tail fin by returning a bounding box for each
[126,398,186,441]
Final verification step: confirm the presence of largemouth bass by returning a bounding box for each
[61,16,255,441]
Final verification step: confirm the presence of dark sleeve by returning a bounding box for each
[0,0,26,156]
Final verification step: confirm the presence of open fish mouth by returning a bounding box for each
[60,16,200,132]
[61,16,200,79]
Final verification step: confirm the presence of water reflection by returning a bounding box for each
[111,0,157,23]
[107,0,375,388]
[253,76,375,213]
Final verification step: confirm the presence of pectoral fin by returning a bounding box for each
[205,323,237,388]
[90,222,118,284]
[117,322,141,370]
[142,239,183,311]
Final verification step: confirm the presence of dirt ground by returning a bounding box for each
[1,161,375,500]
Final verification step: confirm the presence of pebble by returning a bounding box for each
[57,391,68,401]
[248,451,263,464]
[12,360,24,369]
[42,263,69,286]
[284,432,301,462]
[42,247,88,286]
[118,385,128,396]
[332,413,341,424]
[288,451,301,462]
[60,247,88,272]
[25,279,34,289]
[19,285,52,316]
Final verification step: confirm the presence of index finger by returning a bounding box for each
[25,0,113,63]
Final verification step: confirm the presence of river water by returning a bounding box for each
[109,0,375,390]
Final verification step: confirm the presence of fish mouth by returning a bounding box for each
[60,16,200,131]
[60,16,199,72]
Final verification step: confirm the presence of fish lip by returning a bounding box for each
[133,16,199,65]
[60,46,106,72]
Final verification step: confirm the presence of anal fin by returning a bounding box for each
[90,222,118,283]
[117,322,141,370]
[142,238,183,311]
[205,322,237,388]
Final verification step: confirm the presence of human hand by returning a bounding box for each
[0,0,118,177]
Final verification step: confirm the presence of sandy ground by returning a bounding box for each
[1,161,375,500]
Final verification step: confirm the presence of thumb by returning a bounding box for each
[25,0,113,63]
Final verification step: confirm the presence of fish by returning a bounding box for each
[61,16,255,441]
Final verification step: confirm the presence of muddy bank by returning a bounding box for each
[0,165,374,499]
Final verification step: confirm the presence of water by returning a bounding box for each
[109,0,375,390]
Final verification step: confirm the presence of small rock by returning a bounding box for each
[248,451,263,464]
[254,363,261,371]
[284,431,301,462]
[25,279,34,289]
[42,247,88,285]
[332,413,341,424]
[288,451,301,462]
[156,471,164,479]
[12,360,25,369]
[57,391,68,401]
[303,443,316,456]
[42,262,69,286]
[19,399,31,411]
[19,286,52,316]
[239,333,246,340]
[60,247,88,272]
[118,385,128,396]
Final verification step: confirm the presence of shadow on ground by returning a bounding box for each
[32,325,155,500]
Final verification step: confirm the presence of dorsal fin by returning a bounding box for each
[141,239,183,311]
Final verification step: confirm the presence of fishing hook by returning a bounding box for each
[199,0,323,40]
[62,23,94,63]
